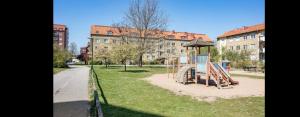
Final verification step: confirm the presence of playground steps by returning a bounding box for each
[175,64,193,84]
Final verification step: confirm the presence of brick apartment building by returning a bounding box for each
[80,43,90,64]
[216,23,265,62]
[53,24,69,50]
[88,25,212,64]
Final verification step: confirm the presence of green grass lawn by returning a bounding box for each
[230,73,265,79]
[92,66,264,117]
[53,68,68,74]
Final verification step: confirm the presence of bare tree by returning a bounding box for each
[112,22,132,44]
[124,0,168,67]
[69,42,77,57]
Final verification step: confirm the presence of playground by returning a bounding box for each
[142,39,264,102]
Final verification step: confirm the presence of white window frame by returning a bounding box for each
[96,39,101,43]
[251,34,256,39]
[104,39,109,43]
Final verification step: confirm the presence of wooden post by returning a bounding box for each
[194,47,197,83]
[186,46,189,64]
[172,57,175,79]
[167,57,169,79]
[199,47,201,82]
[206,46,211,87]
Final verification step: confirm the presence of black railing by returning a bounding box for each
[90,66,108,117]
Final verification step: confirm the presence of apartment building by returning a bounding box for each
[217,23,265,61]
[80,44,89,64]
[53,24,69,50]
[89,25,212,63]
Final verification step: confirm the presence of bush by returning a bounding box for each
[89,61,102,65]
[53,44,71,68]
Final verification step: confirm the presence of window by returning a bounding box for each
[251,34,256,39]
[107,31,113,35]
[160,52,163,56]
[112,40,116,43]
[243,45,248,50]
[230,46,234,50]
[261,31,265,36]
[250,44,256,49]
[181,49,184,53]
[104,39,108,43]
[236,45,240,50]
[243,35,247,40]
[96,39,101,43]
[167,49,170,53]
[160,45,163,49]
[181,42,184,46]
[95,46,98,49]
[172,42,175,46]
[235,36,240,41]
[167,42,170,46]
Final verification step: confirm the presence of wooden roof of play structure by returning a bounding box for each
[183,39,214,47]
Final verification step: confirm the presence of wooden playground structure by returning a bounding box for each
[167,39,239,89]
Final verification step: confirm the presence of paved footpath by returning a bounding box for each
[54,65,90,117]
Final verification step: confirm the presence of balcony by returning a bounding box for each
[259,36,265,41]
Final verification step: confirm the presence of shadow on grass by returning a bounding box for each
[119,70,149,73]
[148,66,166,68]
[101,103,163,117]
[54,101,163,117]
[98,66,122,69]
[92,67,109,105]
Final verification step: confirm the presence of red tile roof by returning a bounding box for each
[53,24,67,31]
[90,25,212,42]
[217,23,265,39]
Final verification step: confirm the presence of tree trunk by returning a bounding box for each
[124,63,127,71]
[105,58,108,68]
[138,54,143,67]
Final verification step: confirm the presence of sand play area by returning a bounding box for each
[144,74,264,102]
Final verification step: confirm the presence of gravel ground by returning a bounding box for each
[144,74,264,102]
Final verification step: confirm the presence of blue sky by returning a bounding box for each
[54,0,264,52]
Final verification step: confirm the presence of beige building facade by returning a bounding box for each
[217,24,265,61]
[88,25,212,64]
